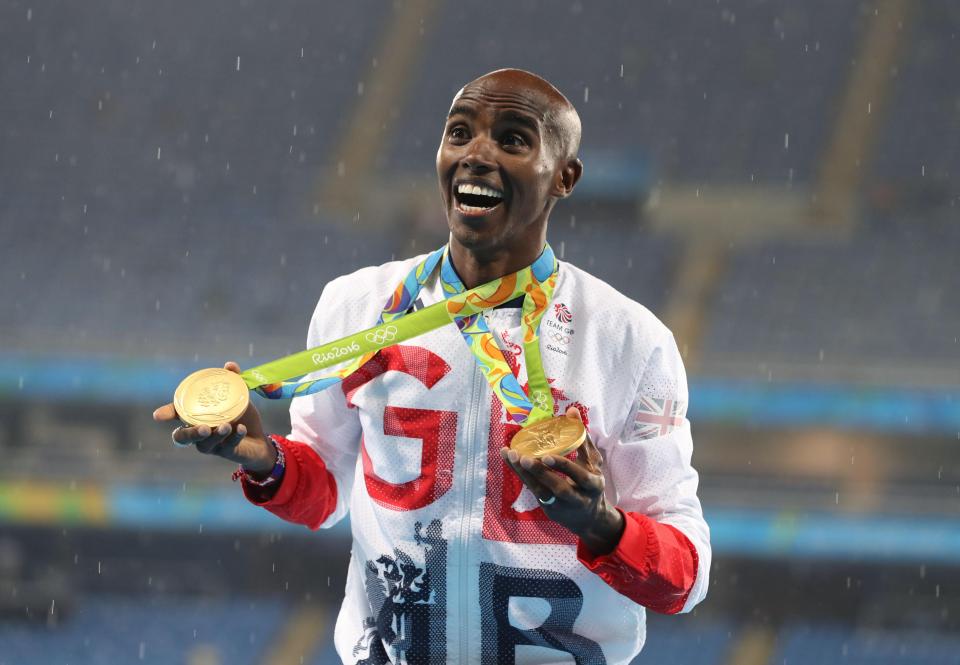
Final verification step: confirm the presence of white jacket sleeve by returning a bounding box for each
[286,278,364,529]
[604,330,712,613]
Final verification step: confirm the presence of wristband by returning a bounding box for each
[232,435,285,487]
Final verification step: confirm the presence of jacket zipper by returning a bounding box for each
[458,362,483,664]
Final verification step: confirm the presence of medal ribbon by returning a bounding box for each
[240,244,558,426]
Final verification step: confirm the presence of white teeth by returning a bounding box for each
[457,183,503,199]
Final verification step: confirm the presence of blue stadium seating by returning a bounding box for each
[774,622,960,665]
[631,614,735,665]
[0,595,289,665]
[0,0,388,224]
[871,2,960,186]
[702,218,960,367]
[386,0,863,185]
[550,221,678,317]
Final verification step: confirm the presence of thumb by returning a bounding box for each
[224,361,242,374]
[565,405,583,421]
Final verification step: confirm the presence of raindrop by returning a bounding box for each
[784,133,789,150]
[583,86,589,103]
[619,64,624,78]
[236,56,241,71]
[26,8,31,21]
[156,147,161,160]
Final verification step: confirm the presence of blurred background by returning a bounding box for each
[1,0,958,663]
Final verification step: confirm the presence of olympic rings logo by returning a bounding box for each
[532,391,550,409]
[365,325,398,345]
[550,332,571,345]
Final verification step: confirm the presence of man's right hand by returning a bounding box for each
[152,361,277,474]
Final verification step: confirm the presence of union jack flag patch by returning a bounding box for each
[629,396,686,440]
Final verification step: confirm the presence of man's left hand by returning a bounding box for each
[500,406,625,555]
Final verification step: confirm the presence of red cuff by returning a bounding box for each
[577,509,698,614]
[239,435,338,530]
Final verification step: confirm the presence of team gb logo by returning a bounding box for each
[553,302,573,323]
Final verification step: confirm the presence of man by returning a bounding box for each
[154,69,710,664]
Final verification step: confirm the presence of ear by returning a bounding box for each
[552,158,583,199]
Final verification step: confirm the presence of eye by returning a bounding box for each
[502,133,528,149]
[447,124,469,143]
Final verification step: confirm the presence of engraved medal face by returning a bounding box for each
[173,368,249,427]
[510,416,587,459]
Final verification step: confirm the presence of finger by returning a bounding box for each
[172,424,213,445]
[153,403,178,421]
[542,453,604,494]
[196,422,235,455]
[576,431,603,472]
[500,448,552,497]
[218,424,248,455]
[223,361,242,374]
[516,453,578,498]
[565,405,583,421]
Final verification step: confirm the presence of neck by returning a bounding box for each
[447,241,545,289]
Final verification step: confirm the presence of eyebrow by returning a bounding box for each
[497,110,541,134]
[446,105,541,135]
[447,104,476,119]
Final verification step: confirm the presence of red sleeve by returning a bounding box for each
[577,508,699,615]
[239,435,338,530]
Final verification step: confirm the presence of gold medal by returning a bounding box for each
[173,368,249,427]
[510,416,587,459]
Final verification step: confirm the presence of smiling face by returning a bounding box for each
[436,70,582,264]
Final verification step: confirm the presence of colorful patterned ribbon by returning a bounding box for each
[240,244,558,426]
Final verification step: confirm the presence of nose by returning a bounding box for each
[460,136,497,174]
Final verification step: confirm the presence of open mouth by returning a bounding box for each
[453,183,504,216]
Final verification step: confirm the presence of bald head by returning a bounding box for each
[455,69,581,162]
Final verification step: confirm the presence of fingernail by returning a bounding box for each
[519,456,534,470]
[218,424,230,435]
[237,425,246,437]
[198,426,211,437]
[542,455,555,466]
[506,450,519,464]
